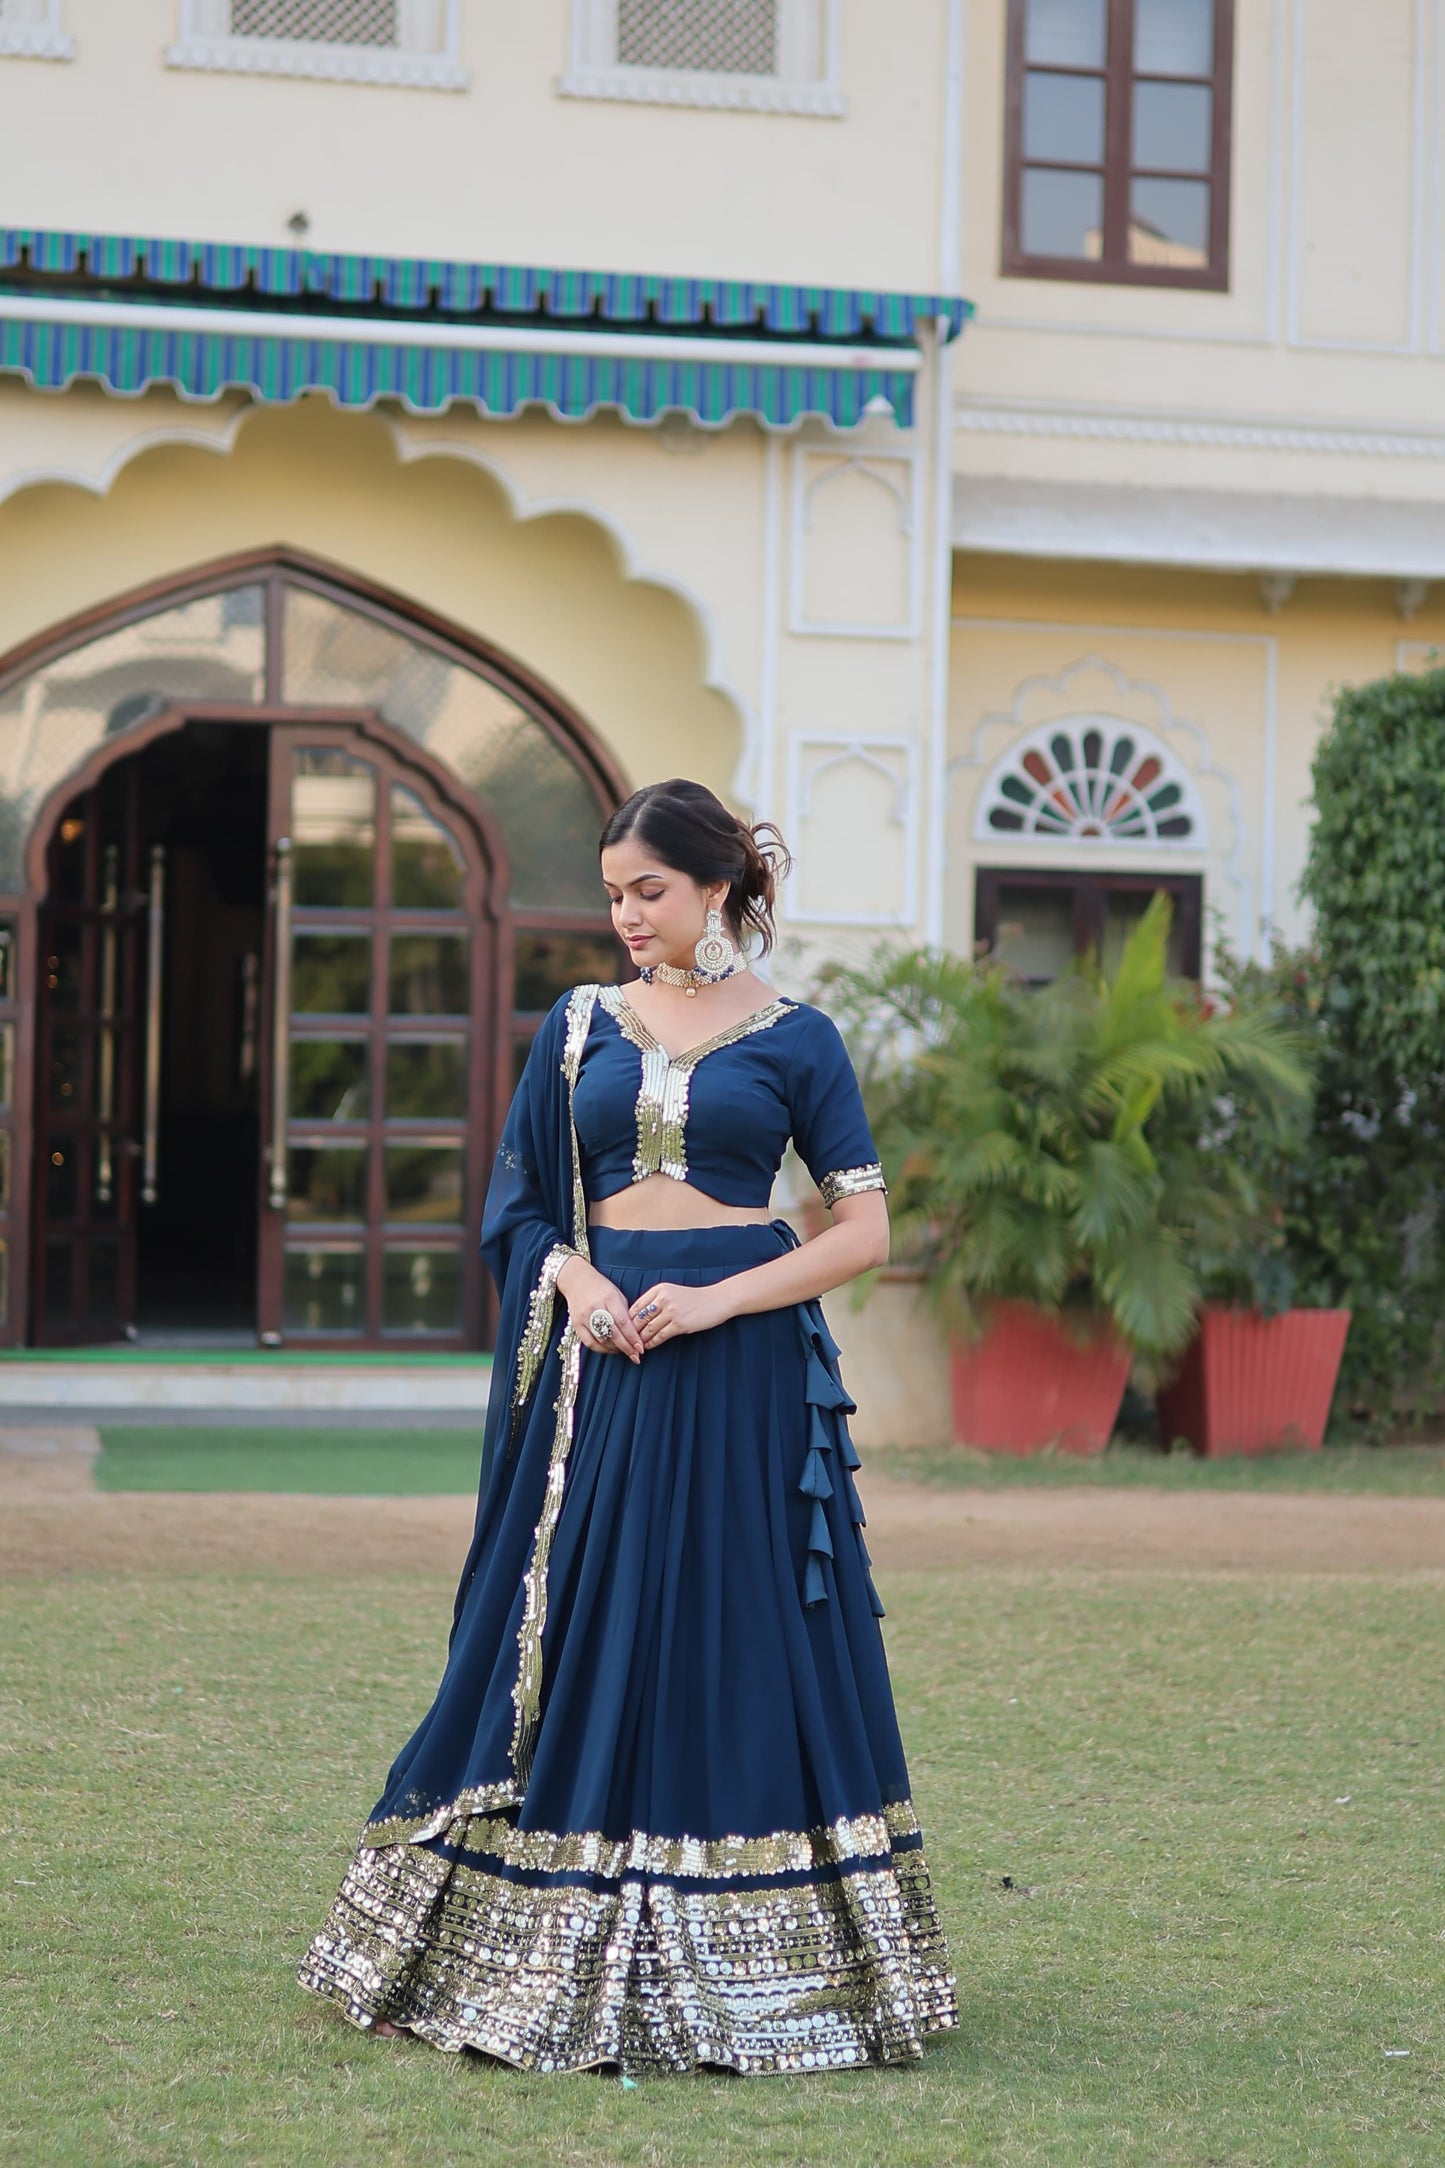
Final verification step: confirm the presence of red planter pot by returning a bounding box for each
[949,1300,1131,1455]
[1156,1305,1352,1457]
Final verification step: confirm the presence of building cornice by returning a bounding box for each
[953,398,1445,463]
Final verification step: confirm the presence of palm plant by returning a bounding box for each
[820,896,1313,1373]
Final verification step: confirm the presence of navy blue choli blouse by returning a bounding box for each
[570,985,886,1212]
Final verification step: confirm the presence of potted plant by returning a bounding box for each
[1152,942,1350,1457]
[821,899,1311,1454]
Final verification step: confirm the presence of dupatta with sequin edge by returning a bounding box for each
[444,987,597,1717]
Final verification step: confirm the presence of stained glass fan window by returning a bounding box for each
[977,719,1202,844]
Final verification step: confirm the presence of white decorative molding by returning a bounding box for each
[0,399,253,512]
[948,636,1268,957]
[953,398,1445,462]
[0,0,72,57]
[785,733,920,927]
[561,0,842,115]
[974,713,1207,850]
[557,65,843,113]
[788,445,922,640]
[167,0,466,87]
[165,34,466,85]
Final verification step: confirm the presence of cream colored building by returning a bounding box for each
[0,0,1432,1357]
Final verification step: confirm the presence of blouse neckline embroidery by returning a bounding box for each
[598,985,795,1067]
[593,984,796,1185]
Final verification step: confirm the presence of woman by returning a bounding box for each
[300,779,956,2075]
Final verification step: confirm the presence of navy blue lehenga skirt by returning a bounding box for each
[300,1224,956,2073]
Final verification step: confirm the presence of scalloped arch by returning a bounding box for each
[0,393,756,807]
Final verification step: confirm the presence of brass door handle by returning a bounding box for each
[96,842,119,1205]
[268,837,293,1211]
[141,844,164,1206]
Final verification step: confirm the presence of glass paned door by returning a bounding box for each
[32,765,149,1344]
[258,727,495,1348]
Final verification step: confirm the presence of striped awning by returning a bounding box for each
[0,226,970,431]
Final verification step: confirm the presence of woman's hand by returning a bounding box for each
[629,1280,734,1349]
[557,1255,645,1363]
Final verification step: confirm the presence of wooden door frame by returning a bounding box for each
[18,702,515,1349]
[974,866,1205,978]
[0,548,630,1347]
[259,719,505,1350]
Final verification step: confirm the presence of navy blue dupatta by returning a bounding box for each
[450,987,595,1642]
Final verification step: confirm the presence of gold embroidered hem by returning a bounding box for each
[358,1793,921,1871]
[298,1817,957,2075]
[361,1778,524,1850]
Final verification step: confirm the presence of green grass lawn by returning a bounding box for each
[873,1439,1445,1495]
[2,1566,1441,2166]
[94,1427,483,1495]
[92,1427,1445,1499]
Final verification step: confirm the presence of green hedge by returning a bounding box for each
[1292,663,1445,1429]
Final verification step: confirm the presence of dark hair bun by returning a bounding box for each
[599,779,792,955]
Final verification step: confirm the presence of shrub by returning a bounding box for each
[1296,666,1445,1429]
[820,898,1310,1378]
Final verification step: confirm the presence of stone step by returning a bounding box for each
[0,1357,492,1414]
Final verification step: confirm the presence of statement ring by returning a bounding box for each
[587,1307,615,1342]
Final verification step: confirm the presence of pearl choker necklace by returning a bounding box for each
[638,953,747,998]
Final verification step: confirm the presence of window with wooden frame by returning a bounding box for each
[975,869,1203,984]
[1002,0,1233,289]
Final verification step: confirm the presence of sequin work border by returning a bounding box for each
[508,1320,583,1789]
[561,983,600,1263]
[818,1163,888,1208]
[504,984,601,1791]
[360,1795,920,1871]
[512,1242,577,1412]
[299,1831,957,2075]
[361,1778,522,1851]
[597,986,794,1184]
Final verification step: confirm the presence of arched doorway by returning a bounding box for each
[0,552,625,1349]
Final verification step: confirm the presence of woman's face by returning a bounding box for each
[600,835,729,973]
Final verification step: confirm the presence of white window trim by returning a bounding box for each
[166,0,467,89]
[0,1,73,59]
[559,0,844,116]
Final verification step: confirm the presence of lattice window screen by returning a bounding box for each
[229,0,398,42]
[617,0,778,75]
